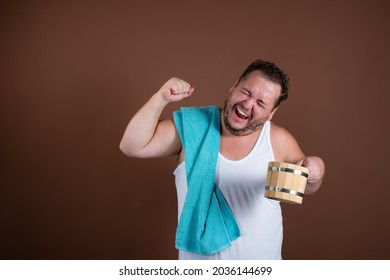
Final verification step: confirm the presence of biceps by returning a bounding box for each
[140,119,182,158]
[272,127,305,163]
[284,140,305,164]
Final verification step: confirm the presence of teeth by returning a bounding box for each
[236,107,249,118]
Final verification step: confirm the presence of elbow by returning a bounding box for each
[119,141,136,158]
[119,142,129,156]
[119,141,145,158]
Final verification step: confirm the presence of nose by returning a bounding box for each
[242,96,257,109]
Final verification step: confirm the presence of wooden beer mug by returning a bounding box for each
[264,161,310,204]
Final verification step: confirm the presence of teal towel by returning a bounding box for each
[173,106,241,255]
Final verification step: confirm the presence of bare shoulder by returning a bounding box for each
[270,122,293,140]
[270,121,305,163]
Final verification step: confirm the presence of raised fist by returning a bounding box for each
[157,77,195,103]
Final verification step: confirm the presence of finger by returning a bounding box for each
[170,82,183,95]
[174,83,192,95]
[179,81,191,94]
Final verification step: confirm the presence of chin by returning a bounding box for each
[226,119,264,137]
[226,123,252,136]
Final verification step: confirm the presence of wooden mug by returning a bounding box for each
[264,161,310,204]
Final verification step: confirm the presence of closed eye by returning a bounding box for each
[257,101,265,108]
[241,89,250,96]
[241,87,267,108]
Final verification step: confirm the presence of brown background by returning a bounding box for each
[1,0,389,259]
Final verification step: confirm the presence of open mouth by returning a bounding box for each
[235,106,249,120]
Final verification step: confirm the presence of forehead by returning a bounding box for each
[238,71,281,98]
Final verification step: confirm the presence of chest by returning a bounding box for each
[219,132,260,161]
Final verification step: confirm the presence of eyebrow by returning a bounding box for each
[242,87,268,107]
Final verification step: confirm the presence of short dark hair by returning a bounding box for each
[238,59,289,109]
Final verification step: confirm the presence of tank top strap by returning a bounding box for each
[251,120,274,160]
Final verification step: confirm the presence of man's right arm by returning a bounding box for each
[119,78,194,158]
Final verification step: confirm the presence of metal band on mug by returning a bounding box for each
[267,166,309,178]
[265,186,304,197]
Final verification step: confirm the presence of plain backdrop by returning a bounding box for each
[1,0,389,259]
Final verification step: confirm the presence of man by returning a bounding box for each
[119,59,325,259]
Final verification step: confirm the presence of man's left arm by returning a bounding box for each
[271,123,325,196]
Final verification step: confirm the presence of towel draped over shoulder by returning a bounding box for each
[173,106,241,255]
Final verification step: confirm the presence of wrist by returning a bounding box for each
[150,92,170,109]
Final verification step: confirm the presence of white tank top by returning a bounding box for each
[173,121,283,259]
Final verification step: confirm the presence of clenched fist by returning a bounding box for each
[157,77,195,103]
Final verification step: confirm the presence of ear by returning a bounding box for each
[267,107,278,121]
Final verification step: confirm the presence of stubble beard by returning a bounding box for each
[223,100,264,136]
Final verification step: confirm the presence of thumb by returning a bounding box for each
[295,157,306,166]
